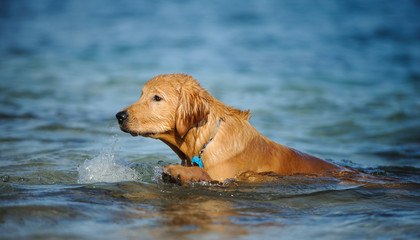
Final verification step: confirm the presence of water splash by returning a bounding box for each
[78,136,139,184]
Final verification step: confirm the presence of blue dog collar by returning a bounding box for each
[191,156,203,168]
[191,118,222,168]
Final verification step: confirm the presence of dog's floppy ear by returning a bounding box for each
[176,87,210,138]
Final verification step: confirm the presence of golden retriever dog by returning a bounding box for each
[116,73,347,185]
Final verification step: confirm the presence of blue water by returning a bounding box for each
[1,1,420,239]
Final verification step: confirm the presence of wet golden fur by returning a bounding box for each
[118,74,346,184]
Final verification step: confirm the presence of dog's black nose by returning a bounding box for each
[116,111,129,124]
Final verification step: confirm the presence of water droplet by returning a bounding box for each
[1,175,10,182]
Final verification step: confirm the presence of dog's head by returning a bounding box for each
[116,74,210,138]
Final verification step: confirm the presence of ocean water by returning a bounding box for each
[1,0,420,239]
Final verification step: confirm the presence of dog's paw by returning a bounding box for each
[162,164,185,185]
[161,164,212,185]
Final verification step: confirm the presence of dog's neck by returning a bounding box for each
[159,114,223,166]
[191,118,222,167]
[159,98,252,168]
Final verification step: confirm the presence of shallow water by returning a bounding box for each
[1,0,420,239]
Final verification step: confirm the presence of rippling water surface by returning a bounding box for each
[1,1,420,239]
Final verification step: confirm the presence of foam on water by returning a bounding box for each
[77,137,139,184]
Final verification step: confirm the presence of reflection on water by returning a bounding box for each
[1,0,420,239]
[2,174,419,239]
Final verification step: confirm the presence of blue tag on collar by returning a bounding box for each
[191,156,203,168]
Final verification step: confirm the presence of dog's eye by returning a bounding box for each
[153,95,163,102]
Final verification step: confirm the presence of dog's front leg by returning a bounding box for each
[162,164,212,185]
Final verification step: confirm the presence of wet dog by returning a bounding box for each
[116,74,346,185]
